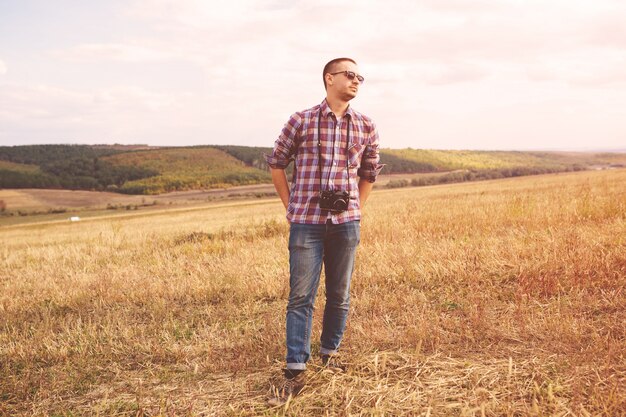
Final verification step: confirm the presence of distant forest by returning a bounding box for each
[0,144,624,195]
[0,145,158,191]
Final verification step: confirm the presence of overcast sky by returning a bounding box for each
[1,0,625,150]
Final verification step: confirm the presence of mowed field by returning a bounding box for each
[1,170,625,416]
[0,173,448,227]
[0,187,277,211]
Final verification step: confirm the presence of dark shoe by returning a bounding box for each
[320,354,347,372]
[267,370,306,406]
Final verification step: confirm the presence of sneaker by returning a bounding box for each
[320,354,347,372]
[267,370,306,406]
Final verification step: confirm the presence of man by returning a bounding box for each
[265,57,383,405]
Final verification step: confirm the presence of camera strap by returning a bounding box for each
[317,109,351,193]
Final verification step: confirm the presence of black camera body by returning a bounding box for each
[319,190,351,212]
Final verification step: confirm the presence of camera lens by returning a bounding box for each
[333,198,348,211]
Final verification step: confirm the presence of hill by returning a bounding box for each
[382,149,569,171]
[1,144,625,194]
[0,145,271,194]
[0,145,157,190]
[102,147,271,194]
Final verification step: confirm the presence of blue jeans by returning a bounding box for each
[285,220,360,370]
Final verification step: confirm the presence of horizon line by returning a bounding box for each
[1,143,626,154]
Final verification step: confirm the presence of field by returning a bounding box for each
[379,149,626,171]
[0,173,448,226]
[0,160,42,174]
[1,170,625,416]
[0,185,279,213]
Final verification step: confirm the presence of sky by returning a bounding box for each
[1,0,625,151]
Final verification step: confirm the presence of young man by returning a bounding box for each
[265,57,383,404]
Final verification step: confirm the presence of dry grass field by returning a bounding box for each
[0,187,275,212]
[0,189,149,211]
[0,187,278,227]
[1,169,625,416]
[0,174,443,214]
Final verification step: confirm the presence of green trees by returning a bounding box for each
[379,151,437,173]
[213,145,273,170]
[0,145,158,191]
[105,147,272,194]
[0,144,614,195]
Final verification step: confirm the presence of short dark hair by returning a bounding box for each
[323,57,357,90]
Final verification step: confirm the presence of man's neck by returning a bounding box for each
[326,96,350,118]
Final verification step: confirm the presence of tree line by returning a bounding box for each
[0,145,158,190]
[385,165,587,189]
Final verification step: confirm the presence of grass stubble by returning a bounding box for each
[0,169,625,416]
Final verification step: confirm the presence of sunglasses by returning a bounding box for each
[329,70,365,84]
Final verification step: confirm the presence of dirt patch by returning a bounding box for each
[0,189,56,210]
[154,184,277,202]
[0,184,278,212]
[0,173,427,212]
[9,189,145,209]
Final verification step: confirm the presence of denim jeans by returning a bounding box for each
[285,220,360,370]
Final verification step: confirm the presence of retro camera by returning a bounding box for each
[319,190,351,212]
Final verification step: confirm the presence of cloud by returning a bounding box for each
[0,83,197,145]
[418,61,490,85]
[4,0,626,150]
[44,0,626,71]
[585,14,626,50]
[116,0,624,77]
[525,49,626,86]
[49,43,175,63]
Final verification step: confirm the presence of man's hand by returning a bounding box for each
[271,168,290,210]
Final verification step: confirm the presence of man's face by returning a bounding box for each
[327,61,363,101]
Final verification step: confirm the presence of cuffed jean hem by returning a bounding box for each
[320,347,338,355]
[286,363,307,371]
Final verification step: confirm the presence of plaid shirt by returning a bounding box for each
[265,99,384,224]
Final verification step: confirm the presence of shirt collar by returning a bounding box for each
[320,98,353,120]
